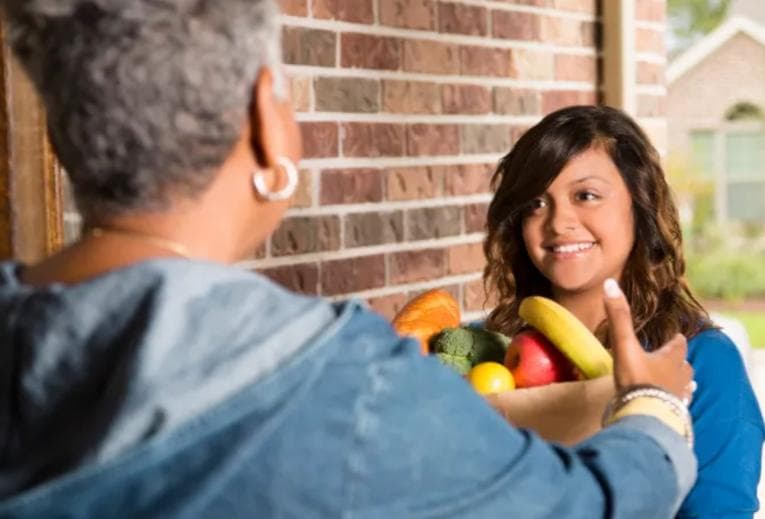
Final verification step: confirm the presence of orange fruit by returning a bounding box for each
[392,289,460,355]
[467,362,515,395]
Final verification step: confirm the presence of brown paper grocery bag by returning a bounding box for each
[485,376,615,446]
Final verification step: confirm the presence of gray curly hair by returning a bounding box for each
[2,0,283,219]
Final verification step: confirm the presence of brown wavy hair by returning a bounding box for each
[484,105,712,350]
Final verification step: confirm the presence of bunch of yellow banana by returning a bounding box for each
[519,296,613,379]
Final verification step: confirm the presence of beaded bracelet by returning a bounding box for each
[602,384,694,448]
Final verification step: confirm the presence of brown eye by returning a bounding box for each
[576,190,599,202]
[525,197,547,214]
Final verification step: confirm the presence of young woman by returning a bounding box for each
[484,104,764,518]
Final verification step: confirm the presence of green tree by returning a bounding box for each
[668,0,731,56]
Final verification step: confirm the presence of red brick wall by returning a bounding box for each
[59,1,667,322]
[254,0,666,318]
[635,0,668,153]
[249,0,605,322]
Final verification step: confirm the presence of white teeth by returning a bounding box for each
[552,242,594,254]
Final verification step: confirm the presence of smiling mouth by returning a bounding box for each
[546,242,596,255]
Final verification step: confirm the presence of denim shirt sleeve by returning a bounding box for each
[344,335,697,519]
[0,301,699,518]
[583,415,697,514]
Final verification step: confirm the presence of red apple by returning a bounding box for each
[504,329,576,388]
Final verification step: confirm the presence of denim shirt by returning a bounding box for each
[0,260,696,518]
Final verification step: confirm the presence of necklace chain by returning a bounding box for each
[88,227,193,259]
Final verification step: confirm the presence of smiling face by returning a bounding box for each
[521,145,635,297]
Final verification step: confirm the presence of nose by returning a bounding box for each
[545,200,578,235]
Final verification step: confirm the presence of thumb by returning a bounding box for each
[603,278,639,362]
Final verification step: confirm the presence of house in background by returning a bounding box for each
[667,0,765,225]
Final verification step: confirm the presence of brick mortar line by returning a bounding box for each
[636,85,668,95]
[459,193,467,235]
[285,194,494,216]
[74,180,495,219]
[286,65,600,88]
[401,207,411,246]
[636,52,667,64]
[281,16,599,55]
[384,244,392,287]
[326,271,485,303]
[338,205,346,251]
[295,112,555,124]
[634,20,667,31]
[298,153,505,169]
[242,232,487,269]
[309,169,320,209]
[453,0,598,21]
[281,3,597,26]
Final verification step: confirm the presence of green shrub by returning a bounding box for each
[690,190,715,236]
[687,250,765,302]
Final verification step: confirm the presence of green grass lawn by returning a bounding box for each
[715,310,765,348]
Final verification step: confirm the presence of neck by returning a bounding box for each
[87,209,243,264]
[552,287,607,333]
[88,226,193,259]
[21,200,261,287]
[86,161,268,264]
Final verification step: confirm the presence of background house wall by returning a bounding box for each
[667,14,765,225]
[668,31,765,153]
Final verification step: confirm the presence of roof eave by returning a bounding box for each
[667,17,765,84]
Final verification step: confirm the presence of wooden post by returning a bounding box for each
[601,0,637,115]
[0,19,63,263]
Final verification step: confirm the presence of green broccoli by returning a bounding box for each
[434,352,472,375]
[430,327,510,375]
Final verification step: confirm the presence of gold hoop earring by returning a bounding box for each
[252,156,298,201]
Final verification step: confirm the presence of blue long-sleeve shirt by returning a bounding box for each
[679,329,764,518]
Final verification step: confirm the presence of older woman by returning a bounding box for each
[0,1,696,517]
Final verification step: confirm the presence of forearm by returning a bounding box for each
[350,347,698,518]
[577,415,697,517]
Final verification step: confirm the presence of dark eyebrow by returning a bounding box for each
[568,175,611,187]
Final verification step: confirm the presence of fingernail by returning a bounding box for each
[604,278,622,299]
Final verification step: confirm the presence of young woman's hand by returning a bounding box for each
[603,279,695,404]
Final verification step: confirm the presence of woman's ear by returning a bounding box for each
[248,68,302,170]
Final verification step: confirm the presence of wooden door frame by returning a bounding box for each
[0,19,63,263]
[601,0,638,116]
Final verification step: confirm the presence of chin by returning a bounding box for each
[548,275,602,295]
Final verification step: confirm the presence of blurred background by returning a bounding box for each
[666,1,765,512]
[666,0,765,354]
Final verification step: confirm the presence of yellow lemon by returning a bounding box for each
[467,362,515,395]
